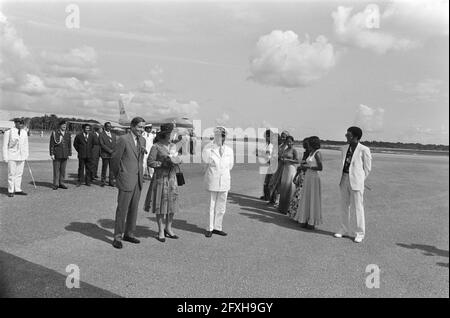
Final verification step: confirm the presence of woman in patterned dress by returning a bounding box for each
[144,129,182,242]
[287,137,310,219]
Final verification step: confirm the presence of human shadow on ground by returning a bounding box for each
[28,181,53,189]
[65,219,158,245]
[0,187,9,195]
[227,192,336,238]
[147,217,205,235]
[65,222,114,245]
[97,218,158,239]
[397,243,449,268]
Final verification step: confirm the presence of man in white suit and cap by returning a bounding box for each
[3,118,29,197]
[202,126,234,238]
[335,126,372,243]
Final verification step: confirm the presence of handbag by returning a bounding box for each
[172,164,185,186]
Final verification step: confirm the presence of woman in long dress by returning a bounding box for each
[268,131,289,206]
[294,136,323,230]
[287,137,310,219]
[277,135,299,214]
[144,129,182,242]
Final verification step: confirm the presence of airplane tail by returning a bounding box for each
[118,93,133,124]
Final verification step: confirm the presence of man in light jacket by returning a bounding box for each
[202,126,234,238]
[335,126,372,243]
[3,118,29,197]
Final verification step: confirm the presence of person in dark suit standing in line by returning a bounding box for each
[73,124,95,186]
[49,120,72,190]
[99,122,117,187]
[111,117,146,249]
[92,126,101,180]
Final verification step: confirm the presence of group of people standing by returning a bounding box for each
[260,126,372,243]
[112,119,234,248]
[3,117,371,246]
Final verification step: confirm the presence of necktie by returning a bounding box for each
[18,129,21,136]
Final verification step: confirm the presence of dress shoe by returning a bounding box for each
[306,224,315,230]
[8,193,14,197]
[123,236,140,244]
[108,183,115,187]
[212,229,227,236]
[59,184,68,189]
[100,183,105,187]
[205,231,213,238]
[85,183,91,186]
[354,236,364,243]
[156,236,166,243]
[112,240,123,249]
[15,191,27,196]
[164,230,179,239]
[299,223,308,228]
[52,185,59,190]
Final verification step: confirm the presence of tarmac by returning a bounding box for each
[0,150,448,297]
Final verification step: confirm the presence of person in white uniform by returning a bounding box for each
[142,124,155,179]
[202,126,234,238]
[2,118,29,197]
[334,126,372,243]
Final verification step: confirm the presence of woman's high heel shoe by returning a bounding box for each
[156,236,166,243]
[164,230,179,239]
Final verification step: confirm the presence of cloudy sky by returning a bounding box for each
[0,0,448,144]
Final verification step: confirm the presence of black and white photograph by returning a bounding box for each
[0,0,448,301]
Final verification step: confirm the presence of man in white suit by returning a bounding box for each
[2,119,29,197]
[142,124,155,180]
[202,126,234,238]
[335,126,372,243]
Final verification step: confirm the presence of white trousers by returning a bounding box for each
[339,174,365,238]
[208,191,228,231]
[8,160,25,193]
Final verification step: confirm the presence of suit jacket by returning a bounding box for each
[111,132,146,191]
[49,130,72,159]
[2,127,29,161]
[99,131,117,159]
[92,132,101,159]
[73,132,96,159]
[340,143,372,191]
[202,142,234,192]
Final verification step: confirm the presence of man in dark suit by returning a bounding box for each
[49,120,72,190]
[99,122,117,187]
[111,117,146,249]
[73,124,96,186]
[92,126,101,180]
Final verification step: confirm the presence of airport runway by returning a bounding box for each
[0,149,448,297]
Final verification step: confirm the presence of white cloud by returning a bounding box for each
[40,46,99,79]
[399,125,449,145]
[0,12,200,121]
[0,11,30,61]
[391,79,446,102]
[354,104,385,133]
[332,5,419,54]
[332,1,448,54]
[17,74,47,95]
[249,30,336,88]
[215,112,230,126]
[383,0,449,37]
